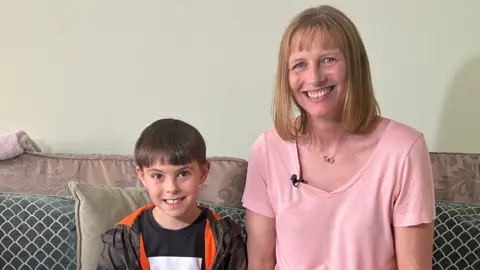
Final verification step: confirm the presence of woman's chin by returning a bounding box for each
[304,108,341,121]
[304,106,333,117]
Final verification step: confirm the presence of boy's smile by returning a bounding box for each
[163,197,186,205]
[136,160,210,230]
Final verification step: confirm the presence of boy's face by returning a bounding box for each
[136,160,209,219]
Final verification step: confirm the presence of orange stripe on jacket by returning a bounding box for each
[139,234,150,270]
[204,207,222,269]
[116,204,154,269]
[197,205,222,220]
[117,204,155,227]
[204,219,216,270]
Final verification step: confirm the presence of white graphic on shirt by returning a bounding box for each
[148,256,202,269]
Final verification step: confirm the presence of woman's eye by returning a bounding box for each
[292,62,306,69]
[322,57,336,64]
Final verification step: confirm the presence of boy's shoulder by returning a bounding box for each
[200,205,246,239]
[102,204,244,241]
[118,204,155,227]
[100,204,154,243]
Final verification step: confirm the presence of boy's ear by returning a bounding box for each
[136,166,147,187]
[199,161,210,185]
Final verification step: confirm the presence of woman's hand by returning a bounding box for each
[246,209,277,270]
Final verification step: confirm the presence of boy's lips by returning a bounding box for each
[163,197,186,205]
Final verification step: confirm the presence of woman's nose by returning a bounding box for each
[307,65,327,84]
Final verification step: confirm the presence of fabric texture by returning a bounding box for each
[68,181,152,270]
[0,192,76,270]
[0,130,41,161]
[1,150,479,206]
[433,200,480,270]
[0,153,247,207]
[242,119,436,270]
[96,204,247,270]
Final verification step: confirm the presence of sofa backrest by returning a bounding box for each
[0,151,479,205]
[430,152,480,204]
[0,152,247,208]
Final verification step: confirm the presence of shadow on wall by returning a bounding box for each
[436,57,480,153]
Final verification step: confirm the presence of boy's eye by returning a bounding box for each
[151,173,163,179]
[178,171,190,178]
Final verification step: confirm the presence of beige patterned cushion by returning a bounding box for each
[68,181,151,270]
[0,153,247,207]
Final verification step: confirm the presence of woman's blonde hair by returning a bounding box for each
[272,5,380,141]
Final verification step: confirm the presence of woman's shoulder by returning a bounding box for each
[251,127,291,148]
[378,118,427,152]
[248,127,294,162]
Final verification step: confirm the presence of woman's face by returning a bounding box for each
[288,36,347,120]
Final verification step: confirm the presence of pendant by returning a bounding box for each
[323,156,335,164]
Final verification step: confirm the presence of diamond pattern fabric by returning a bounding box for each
[433,200,480,270]
[0,193,478,269]
[0,193,76,270]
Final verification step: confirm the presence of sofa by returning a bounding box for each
[0,151,479,269]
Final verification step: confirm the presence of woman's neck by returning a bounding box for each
[303,117,347,152]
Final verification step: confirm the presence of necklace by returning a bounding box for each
[322,135,348,164]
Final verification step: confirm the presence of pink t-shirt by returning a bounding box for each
[242,119,436,270]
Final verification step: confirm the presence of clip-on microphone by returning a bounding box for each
[290,174,305,187]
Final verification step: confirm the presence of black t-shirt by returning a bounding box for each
[139,207,207,270]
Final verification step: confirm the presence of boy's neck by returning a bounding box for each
[152,205,202,230]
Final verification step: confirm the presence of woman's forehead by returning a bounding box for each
[289,26,340,53]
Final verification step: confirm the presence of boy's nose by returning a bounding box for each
[164,180,180,194]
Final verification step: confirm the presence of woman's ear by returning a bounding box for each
[136,166,147,187]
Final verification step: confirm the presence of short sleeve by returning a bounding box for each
[393,134,436,227]
[241,134,275,218]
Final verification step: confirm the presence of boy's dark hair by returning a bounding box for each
[134,118,207,169]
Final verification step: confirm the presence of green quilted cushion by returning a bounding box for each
[197,200,246,240]
[0,193,76,270]
[433,200,480,270]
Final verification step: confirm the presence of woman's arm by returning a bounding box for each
[242,134,277,269]
[394,222,435,270]
[392,134,436,270]
[246,210,276,270]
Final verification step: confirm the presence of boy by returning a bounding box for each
[97,118,247,270]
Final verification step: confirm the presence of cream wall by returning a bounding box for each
[1,0,479,159]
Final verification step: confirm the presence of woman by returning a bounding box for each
[242,5,435,270]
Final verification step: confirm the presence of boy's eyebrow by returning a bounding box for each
[176,165,192,171]
[146,165,191,173]
[146,168,164,173]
